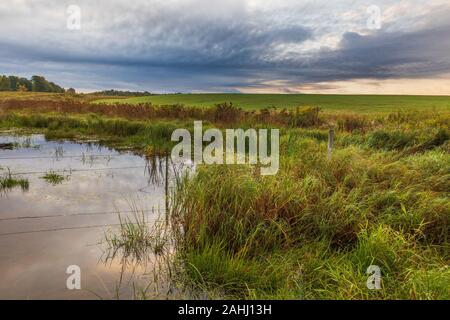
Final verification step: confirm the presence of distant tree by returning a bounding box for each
[48,81,65,93]
[92,89,153,96]
[17,84,28,92]
[17,78,32,91]
[8,76,19,91]
[0,76,10,91]
[0,74,64,93]
[66,88,76,94]
[31,75,48,92]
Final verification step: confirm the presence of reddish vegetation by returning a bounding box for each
[0,99,325,128]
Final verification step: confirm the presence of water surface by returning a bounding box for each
[0,133,175,299]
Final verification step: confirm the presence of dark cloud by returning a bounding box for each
[302,23,450,81]
[1,0,450,92]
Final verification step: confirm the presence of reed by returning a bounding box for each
[0,96,449,299]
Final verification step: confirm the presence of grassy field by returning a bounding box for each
[1,93,449,299]
[96,93,450,113]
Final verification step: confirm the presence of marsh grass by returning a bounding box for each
[104,208,171,264]
[1,94,449,299]
[40,171,67,185]
[0,99,330,128]
[168,110,450,299]
[0,171,29,193]
[100,202,187,300]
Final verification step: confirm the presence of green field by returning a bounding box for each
[96,93,450,113]
[1,93,449,299]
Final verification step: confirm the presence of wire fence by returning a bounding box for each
[0,154,168,237]
[0,223,124,237]
[0,208,157,221]
[0,154,120,160]
[0,208,164,236]
[1,165,148,176]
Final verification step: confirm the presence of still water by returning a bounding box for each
[0,133,179,299]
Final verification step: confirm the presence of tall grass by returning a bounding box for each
[169,111,449,299]
[0,96,449,299]
[1,99,327,128]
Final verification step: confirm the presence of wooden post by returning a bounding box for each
[328,128,334,160]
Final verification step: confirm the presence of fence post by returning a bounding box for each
[328,128,334,160]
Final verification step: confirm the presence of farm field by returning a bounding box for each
[0,92,449,299]
[96,93,450,113]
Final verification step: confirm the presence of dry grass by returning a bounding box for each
[0,98,326,128]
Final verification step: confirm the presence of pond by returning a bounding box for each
[0,133,183,299]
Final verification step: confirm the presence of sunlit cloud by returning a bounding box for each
[1,0,449,94]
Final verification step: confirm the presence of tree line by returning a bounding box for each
[92,89,153,96]
[0,75,67,93]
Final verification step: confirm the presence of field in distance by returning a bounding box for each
[96,93,450,113]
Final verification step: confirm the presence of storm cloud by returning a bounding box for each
[1,0,450,92]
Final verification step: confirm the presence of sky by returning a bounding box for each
[1,0,450,94]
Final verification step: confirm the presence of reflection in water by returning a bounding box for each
[0,133,190,299]
[102,209,176,299]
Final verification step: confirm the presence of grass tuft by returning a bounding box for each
[0,171,29,193]
[40,171,67,185]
